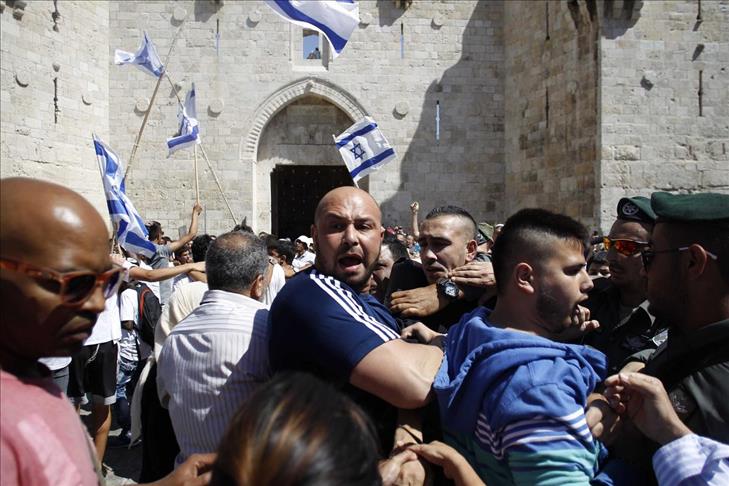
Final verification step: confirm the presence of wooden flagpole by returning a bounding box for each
[198,142,237,226]
[125,24,185,179]
[194,144,200,204]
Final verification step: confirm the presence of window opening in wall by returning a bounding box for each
[303,29,322,60]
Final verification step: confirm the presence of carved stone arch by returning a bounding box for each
[242,78,369,232]
[240,77,368,164]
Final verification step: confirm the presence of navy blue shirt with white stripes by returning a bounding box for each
[269,268,401,450]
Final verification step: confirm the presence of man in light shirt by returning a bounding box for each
[157,231,270,464]
[291,235,315,273]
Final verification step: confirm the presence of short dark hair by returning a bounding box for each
[382,234,408,262]
[492,209,589,294]
[277,240,296,264]
[205,232,267,292]
[425,206,478,239]
[211,372,381,486]
[146,221,162,241]
[191,234,215,262]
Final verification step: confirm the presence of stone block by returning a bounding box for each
[613,145,641,161]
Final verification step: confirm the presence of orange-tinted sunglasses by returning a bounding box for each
[0,258,122,307]
[602,237,649,257]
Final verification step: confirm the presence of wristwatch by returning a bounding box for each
[436,278,459,300]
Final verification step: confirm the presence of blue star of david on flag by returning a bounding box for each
[350,142,365,160]
[334,117,396,184]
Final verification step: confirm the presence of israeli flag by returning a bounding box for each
[114,32,164,78]
[335,117,396,183]
[265,0,359,58]
[166,83,201,156]
[93,136,157,258]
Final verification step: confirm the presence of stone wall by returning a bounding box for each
[598,0,729,230]
[107,0,503,236]
[0,0,110,223]
[504,0,600,229]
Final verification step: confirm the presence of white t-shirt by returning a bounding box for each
[263,263,286,307]
[120,288,152,361]
[121,259,161,302]
[292,251,315,272]
[84,293,121,345]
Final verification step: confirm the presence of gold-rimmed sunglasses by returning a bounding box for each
[0,258,123,307]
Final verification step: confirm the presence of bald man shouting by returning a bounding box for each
[0,178,212,486]
[268,187,443,456]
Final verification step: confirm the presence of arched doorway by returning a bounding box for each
[241,78,369,237]
[258,95,357,238]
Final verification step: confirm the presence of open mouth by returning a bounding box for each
[338,254,363,271]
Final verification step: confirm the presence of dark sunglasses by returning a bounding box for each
[602,237,649,257]
[0,258,123,307]
[641,246,718,270]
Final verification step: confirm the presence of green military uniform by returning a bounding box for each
[643,191,729,443]
[583,278,667,374]
[583,196,667,373]
[642,319,729,441]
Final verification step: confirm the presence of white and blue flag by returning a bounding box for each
[166,83,200,156]
[265,0,359,58]
[94,136,157,258]
[335,117,396,183]
[114,32,164,78]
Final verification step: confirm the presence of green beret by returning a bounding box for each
[651,192,729,226]
[477,222,494,244]
[617,196,656,223]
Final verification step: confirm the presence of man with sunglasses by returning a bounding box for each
[589,191,729,482]
[0,178,214,486]
[581,197,667,373]
[639,192,729,441]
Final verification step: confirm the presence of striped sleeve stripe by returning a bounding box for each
[502,418,592,444]
[503,409,592,439]
[510,434,580,446]
[309,272,399,342]
[314,272,399,340]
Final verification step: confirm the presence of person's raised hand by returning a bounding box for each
[379,449,419,486]
[450,261,495,289]
[401,322,441,345]
[192,203,203,216]
[150,452,215,486]
[408,441,484,486]
[410,201,419,213]
[603,372,691,445]
[390,285,444,318]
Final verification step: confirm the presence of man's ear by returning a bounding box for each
[310,223,318,253]
[250,274,266,301]
[686,244,711,280]
[465,239,478,262]
[514,262,535,295]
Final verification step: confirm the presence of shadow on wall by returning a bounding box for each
[599,0,643,39]
[194,0,221,23]
[376,1,505,225]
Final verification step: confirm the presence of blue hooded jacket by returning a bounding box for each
[434,307,608,485]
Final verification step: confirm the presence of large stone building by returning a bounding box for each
[2,0,727,238]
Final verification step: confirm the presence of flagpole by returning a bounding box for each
[194,144,200,204]
[125,24,185,180]
[198,142,238,226]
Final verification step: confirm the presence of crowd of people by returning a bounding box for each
[1,176,727,486]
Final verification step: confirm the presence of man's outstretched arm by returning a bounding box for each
[351,338,443,409]
[168,203,203,253]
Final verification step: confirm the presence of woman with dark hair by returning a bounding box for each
[211,372,385,486]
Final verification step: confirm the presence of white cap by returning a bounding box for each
[296,235,313,246]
